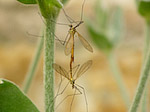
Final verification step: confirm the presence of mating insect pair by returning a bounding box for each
[51,0,93,112]
[53,21,93,112]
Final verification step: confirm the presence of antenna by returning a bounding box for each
[81,0,86,21]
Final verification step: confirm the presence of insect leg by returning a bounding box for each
[55,87,82,111]
[49,80,70,110]
[69,89,76,112]
[62,8,78,24]
[38,12,69,26]
[76,84,88,112]
[26,31,65,45]
[62,32,69,45]
[55,81,70,99]
[80,0,86,21]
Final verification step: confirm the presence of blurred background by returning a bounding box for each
[0,0,146,112]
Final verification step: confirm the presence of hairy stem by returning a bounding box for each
[141,88,147,112]
[44,17,55,112]
[108,53,130,108]
[129,22,150,112]
[138,21,150,112]
[144,21,150,60]
[23,37,44,93]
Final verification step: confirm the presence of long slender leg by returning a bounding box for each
[62,8,78,24]
[49,75,63,109]
[80,0,86,21]
[70,89,76,112]
[49,80,70,110]
[50,19,70,26]
[62,32,69,45]
[26,31,66,45]
[54,32,66,45]
[38,12,69,26]
[37,12,71,45]
[55,87,82,110]
[55,81,70,99]
[52,65,80,109]
[55,75,63,98]
[75,84,88,112]
[62,0,86,25]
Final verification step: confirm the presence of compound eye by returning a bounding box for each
[69,25,73,27]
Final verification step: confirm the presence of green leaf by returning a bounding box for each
[108,7,123,46]
[17,0,37,4]
[86,22,113,54]
[138,0,150,20]
[95,0,109,32]
[0,79,40,112]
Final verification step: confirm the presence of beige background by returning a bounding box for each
[0,0,147,112]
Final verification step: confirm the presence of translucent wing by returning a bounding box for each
[64,33,74,56]
[77,32,93,53]
[75,60,92,80]
[53,63,69,80]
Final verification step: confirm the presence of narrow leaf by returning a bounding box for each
[0,79,39,112]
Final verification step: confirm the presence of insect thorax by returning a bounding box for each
[69,25,76,34]
[70,79,75,89]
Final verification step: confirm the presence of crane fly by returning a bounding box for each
[53,60,92,112]
[57,0,93,80]
[63,21,93,81]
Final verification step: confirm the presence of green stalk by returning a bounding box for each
[140,21,150,112]
[44,18,55,112]
[128,22,150,112]
[141,89,147,112]
[36,1,67,111]
[108,52,130,108]
[144,21,150,60]
[23,37,44,93]
[35,0,69,111]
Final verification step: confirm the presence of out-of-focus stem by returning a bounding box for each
[23,37,44,93]
[108,53,130,108]
[129,27,150,112]
[140,21,150,112]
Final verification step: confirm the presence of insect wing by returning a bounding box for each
[53,63,69,80]
[77,32,93,53]
[76,60,92,79]
[64,33,74,55]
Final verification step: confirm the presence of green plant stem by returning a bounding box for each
[144,21,150,60]
[140,21,150,112]
[129,35,150,112]
[23,37,44,93]
[44,18,55,112]
[108,52,130,108]
[141,88,147,112]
